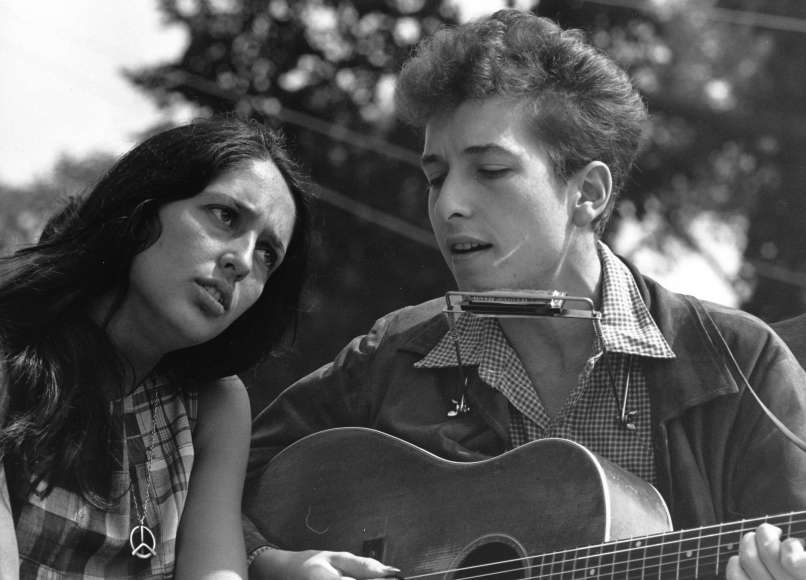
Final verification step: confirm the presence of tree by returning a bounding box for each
[0,153,115,254]
[537,0,806,321]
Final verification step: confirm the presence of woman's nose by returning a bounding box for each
[219,237,254,281]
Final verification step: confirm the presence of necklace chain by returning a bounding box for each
[129,388,159,559]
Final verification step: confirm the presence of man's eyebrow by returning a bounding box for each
[464,143,513,156]
[421,143,514,166]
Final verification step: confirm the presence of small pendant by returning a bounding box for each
[129,523,157,559]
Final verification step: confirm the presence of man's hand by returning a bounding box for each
[726,523,806,579]
[249,548,401,580]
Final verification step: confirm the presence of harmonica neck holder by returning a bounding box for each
[441,290,603,418]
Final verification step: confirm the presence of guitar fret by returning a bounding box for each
[532,553,543,580]
[571,547,588,580]
[584,544,601,580]
[714,521,724,576]
[697,519,726,576]
[604,539,617,580]
[611,536,631,579]
[677,526,702,578]
[786,512,794,543]
[637,528,664,579]
[545,548,559,578]
[576,544,598,580]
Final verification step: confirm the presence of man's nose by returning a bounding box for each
[433,175,473,220]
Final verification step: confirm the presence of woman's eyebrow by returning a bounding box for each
[206,192,288,253]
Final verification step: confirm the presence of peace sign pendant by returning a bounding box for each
[129,522,157,559]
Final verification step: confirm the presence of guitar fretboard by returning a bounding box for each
[529,511,806,579]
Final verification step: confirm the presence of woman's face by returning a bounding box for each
[120,158,297,356]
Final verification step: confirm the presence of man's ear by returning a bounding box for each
[571,161,613,228]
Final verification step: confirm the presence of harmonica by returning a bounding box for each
[443,290,601,319]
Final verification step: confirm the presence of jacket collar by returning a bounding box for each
[397,255,742,425]
[622,258,741,421]
[398,308,450,356]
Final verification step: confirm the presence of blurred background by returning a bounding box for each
[2,0,806,412]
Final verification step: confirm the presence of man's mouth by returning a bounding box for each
[451,241,492,254]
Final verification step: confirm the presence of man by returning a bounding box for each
[244,10,806,580]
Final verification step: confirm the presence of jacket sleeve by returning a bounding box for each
[727,321,806,517]
[242,311,394,554]
[690,301,806,520]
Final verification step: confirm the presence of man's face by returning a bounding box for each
[422,97,580,292]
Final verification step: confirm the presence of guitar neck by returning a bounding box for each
[532,511,806,579]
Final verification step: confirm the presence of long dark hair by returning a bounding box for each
[0,116,311,504]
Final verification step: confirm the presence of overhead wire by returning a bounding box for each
[160,70,436,247]
[165,70,422,167]
[581,0,806,35]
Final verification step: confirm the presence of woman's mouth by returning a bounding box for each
[196,282,229,315]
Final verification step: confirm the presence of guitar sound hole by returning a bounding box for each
[454,541,526,580]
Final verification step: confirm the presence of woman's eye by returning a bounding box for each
[256,245,278,269]
[210,206,237,227]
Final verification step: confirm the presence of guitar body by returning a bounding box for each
[244,428,672,578]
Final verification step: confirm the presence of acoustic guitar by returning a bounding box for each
[243,427,805,579]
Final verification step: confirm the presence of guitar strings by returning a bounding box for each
[401,513,806,580]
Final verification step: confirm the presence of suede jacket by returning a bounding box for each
[245,261,806,553]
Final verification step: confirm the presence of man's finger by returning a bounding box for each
[779,537,806,578]
[727,554,752,580]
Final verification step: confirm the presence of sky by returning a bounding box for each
[0,1,187,185]
[0,0,740,305]
[0,1,516,187]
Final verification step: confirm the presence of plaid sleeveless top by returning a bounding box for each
[12,376,198,579]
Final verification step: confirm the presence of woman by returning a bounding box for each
[0,117,310,578]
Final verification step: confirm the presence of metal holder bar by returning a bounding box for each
[440,290,603,418]
[443,290,601,321]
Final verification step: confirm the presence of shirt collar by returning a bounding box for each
[416,242,675,369]
[596,242,675,358]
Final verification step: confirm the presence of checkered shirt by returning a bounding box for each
[415,242,675,484]
[12,376,197,579]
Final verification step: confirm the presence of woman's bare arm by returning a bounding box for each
[175,377,251,579]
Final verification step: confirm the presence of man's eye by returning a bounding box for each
[426,175,445,191]
[478,167,509,178]
[210,206,237,226]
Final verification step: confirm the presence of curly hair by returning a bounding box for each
[0,116,311,504]
[395,9,647,234]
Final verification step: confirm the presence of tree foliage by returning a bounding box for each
[0,153,115,255]
[538,0,806,322]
